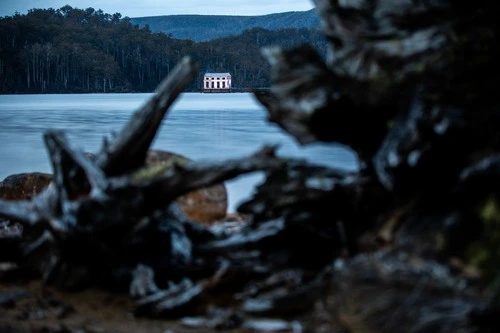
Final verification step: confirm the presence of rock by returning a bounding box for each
[146,150,228,223]
[177,186,227,223]
[0,151,228,224]
[0,172,52,201]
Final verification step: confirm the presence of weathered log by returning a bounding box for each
[250,0,500,331]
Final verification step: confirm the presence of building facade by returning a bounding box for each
[203,73,232,92]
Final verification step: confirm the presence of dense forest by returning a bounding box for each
[0,6,327,94]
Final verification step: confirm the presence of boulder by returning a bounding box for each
[145,150,228,223]
[0,151,228,224]
[0,172,52,201]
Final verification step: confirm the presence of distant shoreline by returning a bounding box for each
[0,88,270,96]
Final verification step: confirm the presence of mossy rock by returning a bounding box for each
[0,150,228,224]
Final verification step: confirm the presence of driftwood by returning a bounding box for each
[0,57,282,287]
[2,0,500,332]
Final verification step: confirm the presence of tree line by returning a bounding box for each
[0,6,327,93]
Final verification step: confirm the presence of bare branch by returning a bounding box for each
[96,57,199,176]
[109,146,284,207]
[44,130,108,193]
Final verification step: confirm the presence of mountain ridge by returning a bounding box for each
[130,9,321,42]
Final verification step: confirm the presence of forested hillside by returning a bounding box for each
[0,6,327,94]
[130,9,320,42]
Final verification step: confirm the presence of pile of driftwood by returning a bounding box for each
[2,0,500,331]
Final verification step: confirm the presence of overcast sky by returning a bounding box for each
[0,0,315,18]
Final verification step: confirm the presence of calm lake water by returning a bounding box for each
[0,93,358,211]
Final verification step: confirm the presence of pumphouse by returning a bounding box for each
[203,72,232,92]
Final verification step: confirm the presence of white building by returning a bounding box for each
[203,72,232,92]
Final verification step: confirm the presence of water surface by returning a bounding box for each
[0,93,358,211]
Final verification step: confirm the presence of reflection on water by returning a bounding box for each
[0,92,359,211]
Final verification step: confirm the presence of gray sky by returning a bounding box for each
[0,0,315,18]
